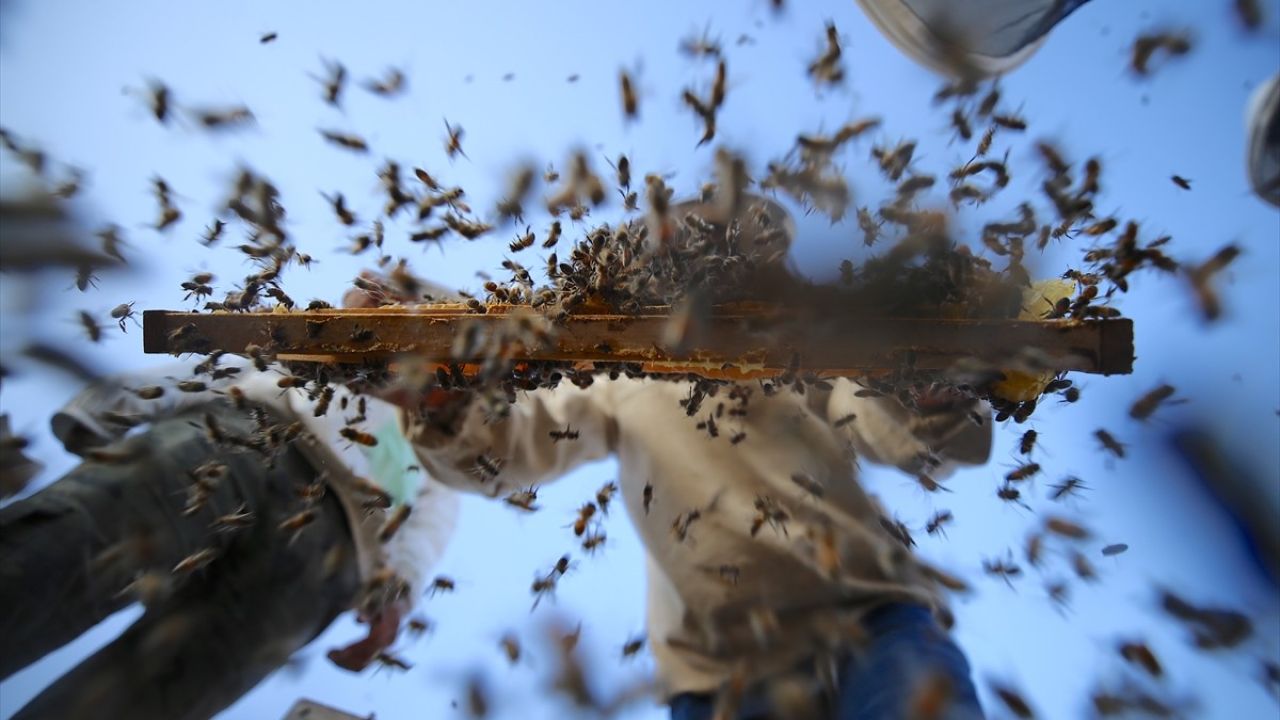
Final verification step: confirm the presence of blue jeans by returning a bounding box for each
[669,604,983,720]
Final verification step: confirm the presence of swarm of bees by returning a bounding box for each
[2,8,1273,719]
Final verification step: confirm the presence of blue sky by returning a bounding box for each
[1,1,1278,718]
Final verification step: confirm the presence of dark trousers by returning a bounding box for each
[669,604,984,720]
[0,402,360,720]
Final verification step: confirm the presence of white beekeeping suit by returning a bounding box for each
[855,0,1094,78]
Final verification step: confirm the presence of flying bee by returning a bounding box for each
[581,532,607,554]
[1118,640,1163,679]
[443,118,467,160]
[988,683,1035,719]
[789,472,825,498]
[318,129,369,153]
[475,453,502,479]
[1049,476,1088,501]
[339,427,377,447]
[672,508,703,543]
[619,70,638,119]
[1044,516,1091,541]
[1005,462,1041,482]
[211,503,255,532]
[1094,429,1126,458]
[950,108,972,142]
[426,575,456,597]
[174,379,207,393]
[992,113,1027,131]
[499,633,521,664]
[621,636,645,659]
[509,226,535,253]
[363,67,406,97]
[982,557,1023,588]
[977,83,1001,117]
[996,483,1030,510]
[1131,32,1193,76]
[1017,429,1038,456]
[595,481,618,515]
[278,508,317,536]
[570,502,596,537]
[1025,532,1044,567]
[315,58,346,106]
[1128,384,1178,421]
[377,504,413,543]
[108,302,139,332]
[925,510,953,538]
[406,616,432,638]
[642,482,654,514]
[172,548,218,574]
[504,486,540,513]
[1171,174,1191,190]
[1071,551,1098,582]
[322,192,357,226]
[975,125,996,156]
[77,310,103,343]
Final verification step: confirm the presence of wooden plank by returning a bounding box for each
[143,306,1133,376]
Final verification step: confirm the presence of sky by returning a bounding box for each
[1,0,1278,718]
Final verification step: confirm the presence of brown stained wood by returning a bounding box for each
[142,306,1134,377]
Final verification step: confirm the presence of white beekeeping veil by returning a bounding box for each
[1246,73,1280,208]
[854,0,1093,78]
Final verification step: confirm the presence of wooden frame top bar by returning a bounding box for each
[142,306,1133,377]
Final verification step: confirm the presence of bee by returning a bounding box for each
[729,431,747,445]
[581,532,607,554]
[642,482,655,515]
[1045,516,1091,541]
[950,108,972,142]
[1236,0,1263,30]
[363,67,406,97]
[992,113,1027,132]
[914,473,951,494]
[1131,32,1193,76]
[1094,429,1126,458]
[174,380,208,393]
[1171,174,1192,190]
[339,427,377,446]
[1128,384,1178,421]
[977,83,1001,117]
[504,486,540,513]
[192,105,255,131]
[318,129,368,153]
[832,413,857,428]
[275,374,308,390]
[789,472,825,499]
[316,58,346,106]
[378,504,413,543]
[1017,429,1038,456]
[988,683,1035,719]
[77,311,103,343]
[925,510,954,538]
[1083,218,1117,236]
[373,652,412,673]
[428,575,456,597]
[405,616,432,638]
[211,503,255,532]
[975,125,996,156]
[621,636,645,659]
[540,220,562,250]
[1005,462,1041,482]
[1101,543,1129,557]
[619,70,638,119]
[595,481,618,515]
[1071,551,1098,582]
[172,548,218,574]
[996,484,1031,510]
[547,422,578,440]
[138,79,172,124]
[499,633,521,664]
[321,192,357,226]
[807,21,845,86]
[475,453,502,479]
[443,118,467,160]
[1024,532,1044,567]
[671,508,703,543]
[1049,476,1088,501]
[571,502,597,537]
[982,557,1023,588]
[278,508,317,536]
